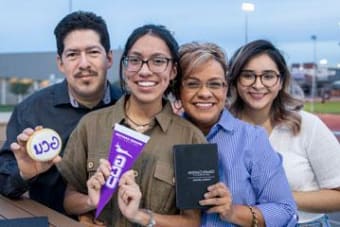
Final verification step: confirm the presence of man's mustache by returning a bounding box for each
[75,69,98,78]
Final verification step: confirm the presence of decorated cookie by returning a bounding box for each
[26,128,62,162]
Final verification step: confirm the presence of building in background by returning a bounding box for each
[291,63,340,99]
[1,52,340,105]
[0,49,123,105]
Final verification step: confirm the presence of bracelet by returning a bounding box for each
[248,206,258,227]
[142,209,156,227]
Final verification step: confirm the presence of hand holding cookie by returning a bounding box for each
[11,126,62,180]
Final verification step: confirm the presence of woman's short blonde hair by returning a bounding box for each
[173,42,228,99]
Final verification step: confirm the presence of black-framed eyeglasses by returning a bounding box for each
[122,55,173,73]
[239,70,280,87]
[182,78,227,91]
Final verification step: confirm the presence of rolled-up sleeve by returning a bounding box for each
[56,120,89,194]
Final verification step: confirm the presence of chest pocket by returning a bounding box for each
[149,160,177,214]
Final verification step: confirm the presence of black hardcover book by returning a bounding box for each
[173,143,219,209]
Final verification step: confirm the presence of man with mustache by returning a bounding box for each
[0,11,122,215]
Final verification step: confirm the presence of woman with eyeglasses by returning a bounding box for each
[228,39,340,226]
[57,24,207,226]
[173,42,297,227]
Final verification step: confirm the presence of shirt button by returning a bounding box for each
[88,161,94,169]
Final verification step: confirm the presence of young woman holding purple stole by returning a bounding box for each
[57,25,207,226]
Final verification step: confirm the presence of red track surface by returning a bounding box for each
[317,114,340,141]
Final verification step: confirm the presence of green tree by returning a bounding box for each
[9,78,33,103]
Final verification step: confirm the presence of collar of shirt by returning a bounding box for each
[183,108,235,140]
[111,95,173,133]
[206,109,235,140]
[52,80,72,106]
[68,82,111,108]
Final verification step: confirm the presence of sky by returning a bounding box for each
[1,0,340,67]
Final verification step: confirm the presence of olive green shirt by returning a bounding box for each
[57,96,206,226]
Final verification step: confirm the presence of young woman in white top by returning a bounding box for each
[228,39,340,226]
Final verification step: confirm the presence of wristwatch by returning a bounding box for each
[144,209,156,227]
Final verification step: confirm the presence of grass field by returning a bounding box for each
[304,101,340,114]
[0,105,14,112]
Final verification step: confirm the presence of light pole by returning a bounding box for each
[338,22,340,68]
[241,2,255,44]
[310,35,317,112]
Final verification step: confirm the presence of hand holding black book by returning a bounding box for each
[173,143,219,209]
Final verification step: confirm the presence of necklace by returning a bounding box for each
[124,99,159,132]
[125,113,152,128]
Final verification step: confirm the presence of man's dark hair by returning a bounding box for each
[54,11,110,56]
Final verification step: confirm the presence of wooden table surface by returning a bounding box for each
[0,194,84,226]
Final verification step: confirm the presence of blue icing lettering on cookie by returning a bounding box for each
[33,136,61,155]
